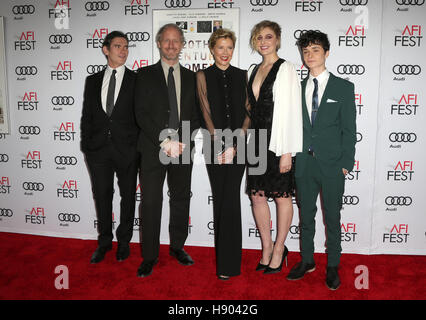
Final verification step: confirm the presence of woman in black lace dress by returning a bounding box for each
[246,21,302,274]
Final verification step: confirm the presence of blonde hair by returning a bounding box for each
[249,20,281,51]
[208,28,236,51]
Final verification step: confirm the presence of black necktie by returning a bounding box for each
[106,69,116,117]
[168,66,179,130]
[311,78,319,126]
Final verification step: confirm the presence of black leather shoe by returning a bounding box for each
[286,261,316,280]
[90,245,112,264]
[326,266,341,290]
[169,247,194,266]
[255,262,269,272]
[116,243,130,262]
[137,259,158,278]
[264,246,289,275]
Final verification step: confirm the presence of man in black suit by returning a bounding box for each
[81,31,139,264]
[134,24,199,277]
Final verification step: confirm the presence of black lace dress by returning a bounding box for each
[246,58,295,198]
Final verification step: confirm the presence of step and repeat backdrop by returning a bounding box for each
[0,0,424,256]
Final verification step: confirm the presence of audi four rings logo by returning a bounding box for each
[87,64,107,75]
[294,29,320,40]
[18,126,41,135]
[392,64,421,75]
[85,1,110,11]
[0,154,9,162]
[337,64,365,75]
[342,195,359,205]
[385,196,412,206]
[396,0,425,5]
[49,34,72,44]
[15,66,38,76]
[55,156,78,165]
[389,132,417,142]
[12,5,35,15]
[250,0,279,5]
[0,209,13,217]
[22,182,45,191]
[51,96,75,106]
[126,32,150,42]
[165,0,192,8]
[339,0,368,5]
[58,213,81,222]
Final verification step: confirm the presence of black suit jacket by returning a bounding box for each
[134,60,200,168]
[80,67,139,163]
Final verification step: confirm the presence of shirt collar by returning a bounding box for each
[106,64,125,76]
[161,59,180,73]
[309,68,329,85]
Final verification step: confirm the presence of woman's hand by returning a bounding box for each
[279,153,292,173]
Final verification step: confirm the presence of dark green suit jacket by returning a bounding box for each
[295,72,356,178]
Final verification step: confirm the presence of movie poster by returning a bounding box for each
[152,8,240,71]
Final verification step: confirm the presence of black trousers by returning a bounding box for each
[139,159,193,261]
[206,161,245,277]
[86,143,139,248]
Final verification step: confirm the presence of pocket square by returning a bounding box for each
[327,98,338,103]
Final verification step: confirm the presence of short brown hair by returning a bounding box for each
[208,28,236,51]
[249,20,281,51]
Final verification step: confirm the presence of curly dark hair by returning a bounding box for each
[296,30,330,52]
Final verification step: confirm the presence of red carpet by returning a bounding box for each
[0,232,424,300]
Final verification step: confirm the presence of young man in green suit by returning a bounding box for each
[287,31,356,290]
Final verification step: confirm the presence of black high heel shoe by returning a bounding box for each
[263,245,288,274]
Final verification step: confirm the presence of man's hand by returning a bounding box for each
[342,168,348,176]
[162,140,185,158]
[217,147,236,165]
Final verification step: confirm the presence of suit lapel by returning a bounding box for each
[312,72,335,128]
[301,78,311,128]
[179,65,187,123]
[95,69,105,114]
[113,67,129,111]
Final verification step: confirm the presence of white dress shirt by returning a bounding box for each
[305,69,330,121]
[101,64,125,113]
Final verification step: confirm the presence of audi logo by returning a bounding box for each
[85,1,110,11]
[250,0,279,5]
[289,225,300,234]
[12,5,35,15]
[356,132,363,142]
[18,125,41,135]
[389,132,417,143]
[0,209,13,217]
[126,32,150,42]
[392,64,421,75]
[339,0,368,5]
[294,29,320,40]
[0,154,9,162]
[55,156,78,165]
[396,0,425,5]
[51,96,75,106]
[15,66,38,76]
[164,0,192,8]
[342,195,359,205]
[22,182,45,191]
[49,34,72,44]
[385,196,412,206]
[86,64,107,75]
[58,213,81,222]
[337,64,365,75]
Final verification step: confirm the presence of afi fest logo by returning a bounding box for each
[131,59,149,70]
[54,122,76,141]
[341,222,357,242]
[295,0,323,12]
[387,161,414,181]
[51,61,73,80]
[394,25,422,47]
[339,25,366,47]
[383,224,409,243]
[345,160,360,181]
[391,94,419,116]
[50,0,71,30]
[57,180,79,198]
[17,91,39,112]
[208,0,235,8]
[21,151,42,169]
[124,0,150,15]
[0,177,11,194]
[25,207,46,225]
[14,31,36,51]
[87,28,108,49]
[355,93,364,115]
